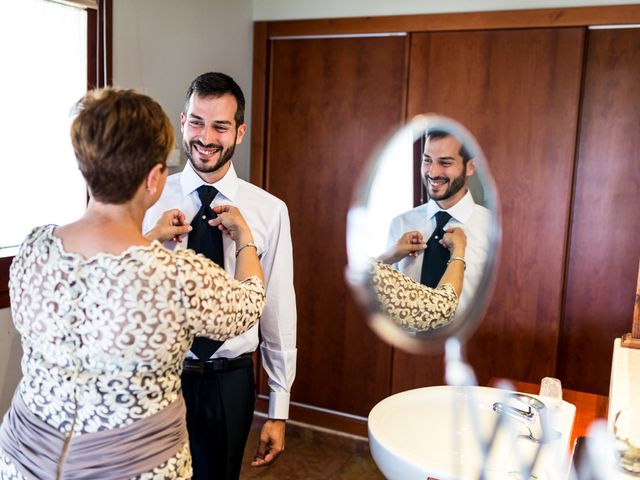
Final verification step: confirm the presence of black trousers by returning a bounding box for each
[182,359,256,480]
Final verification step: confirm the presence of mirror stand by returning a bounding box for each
[621,259,640,349]
[444,337,477,387]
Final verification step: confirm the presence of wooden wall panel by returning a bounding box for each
[263,5,640,37]
[558,28,640,395]
[263,36,407,416]
[393,28,585,392]
[0,257,11,309]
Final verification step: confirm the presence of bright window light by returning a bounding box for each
[0,0,88,257]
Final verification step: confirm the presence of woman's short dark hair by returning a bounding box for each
[71,88,174,204]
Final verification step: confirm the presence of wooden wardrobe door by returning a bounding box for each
[558,28,640,395]
[264,35,407,415]
[393,28,585,393]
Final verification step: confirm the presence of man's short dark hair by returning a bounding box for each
[425,129,472,164]
[184,72,245,126]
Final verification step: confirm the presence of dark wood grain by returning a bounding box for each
[634,261,640,338]
[264,5,640,37]
[558,28,640,394]
[262,36,408,416]
[250,22,268,188]
[621,259,640,348]
[87,0,112,90]
[0,257,11,309]
[393,28,585,394]
[250,7,640,434]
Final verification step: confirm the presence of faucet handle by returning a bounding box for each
[509,393,546,413]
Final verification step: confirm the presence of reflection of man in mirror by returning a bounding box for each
[386,129,491,317]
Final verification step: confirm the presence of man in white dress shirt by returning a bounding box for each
[387,129,491,318]
[144,72,296,479]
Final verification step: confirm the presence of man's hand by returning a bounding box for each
[251,419,285,467]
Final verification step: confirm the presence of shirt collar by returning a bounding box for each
[180,161,240,202]
[425,189,476,225]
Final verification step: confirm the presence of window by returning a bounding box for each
[0,0,111,308]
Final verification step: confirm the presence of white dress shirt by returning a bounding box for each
[387,190,491,318]
[144,162,297,419]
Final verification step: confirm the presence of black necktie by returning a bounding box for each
[188,185,224,360]
[420,211,452,288]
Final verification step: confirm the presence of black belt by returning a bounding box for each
[182,353,252,374]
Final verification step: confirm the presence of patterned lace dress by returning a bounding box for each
[371,261,459,331]
[0,225,265,480]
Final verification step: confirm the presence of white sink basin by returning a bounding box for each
[368,386,576,479]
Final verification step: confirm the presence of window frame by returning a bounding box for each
[0,0,111,309]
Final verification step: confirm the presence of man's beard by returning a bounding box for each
[184,135,237,174]
[423,164,467,202]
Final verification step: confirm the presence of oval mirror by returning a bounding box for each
[346,114,501,354]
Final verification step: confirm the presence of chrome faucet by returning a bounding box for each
[492,393,548,443]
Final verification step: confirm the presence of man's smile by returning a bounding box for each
[193,142,223,158]
[428,177,449,187]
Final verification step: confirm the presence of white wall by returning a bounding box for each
[112,0,254,180]
[252,0,640,20]
[0,308,22,417]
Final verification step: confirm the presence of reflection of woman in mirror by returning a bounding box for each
[0,88,265,478]
[372,227,467,331]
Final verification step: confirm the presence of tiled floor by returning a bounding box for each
[240,416,385,479]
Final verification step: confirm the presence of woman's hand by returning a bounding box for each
[377,230,426,264]
[145,209,191,242]
[440,227,467,258]
[209,205,254,245]
[437,227,467,296]
[210,205,263,284]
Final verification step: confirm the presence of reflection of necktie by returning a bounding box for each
[420,211,452,288]
[188,185,224,360]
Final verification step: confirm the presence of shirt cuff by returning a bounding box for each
[268,391,290,419]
